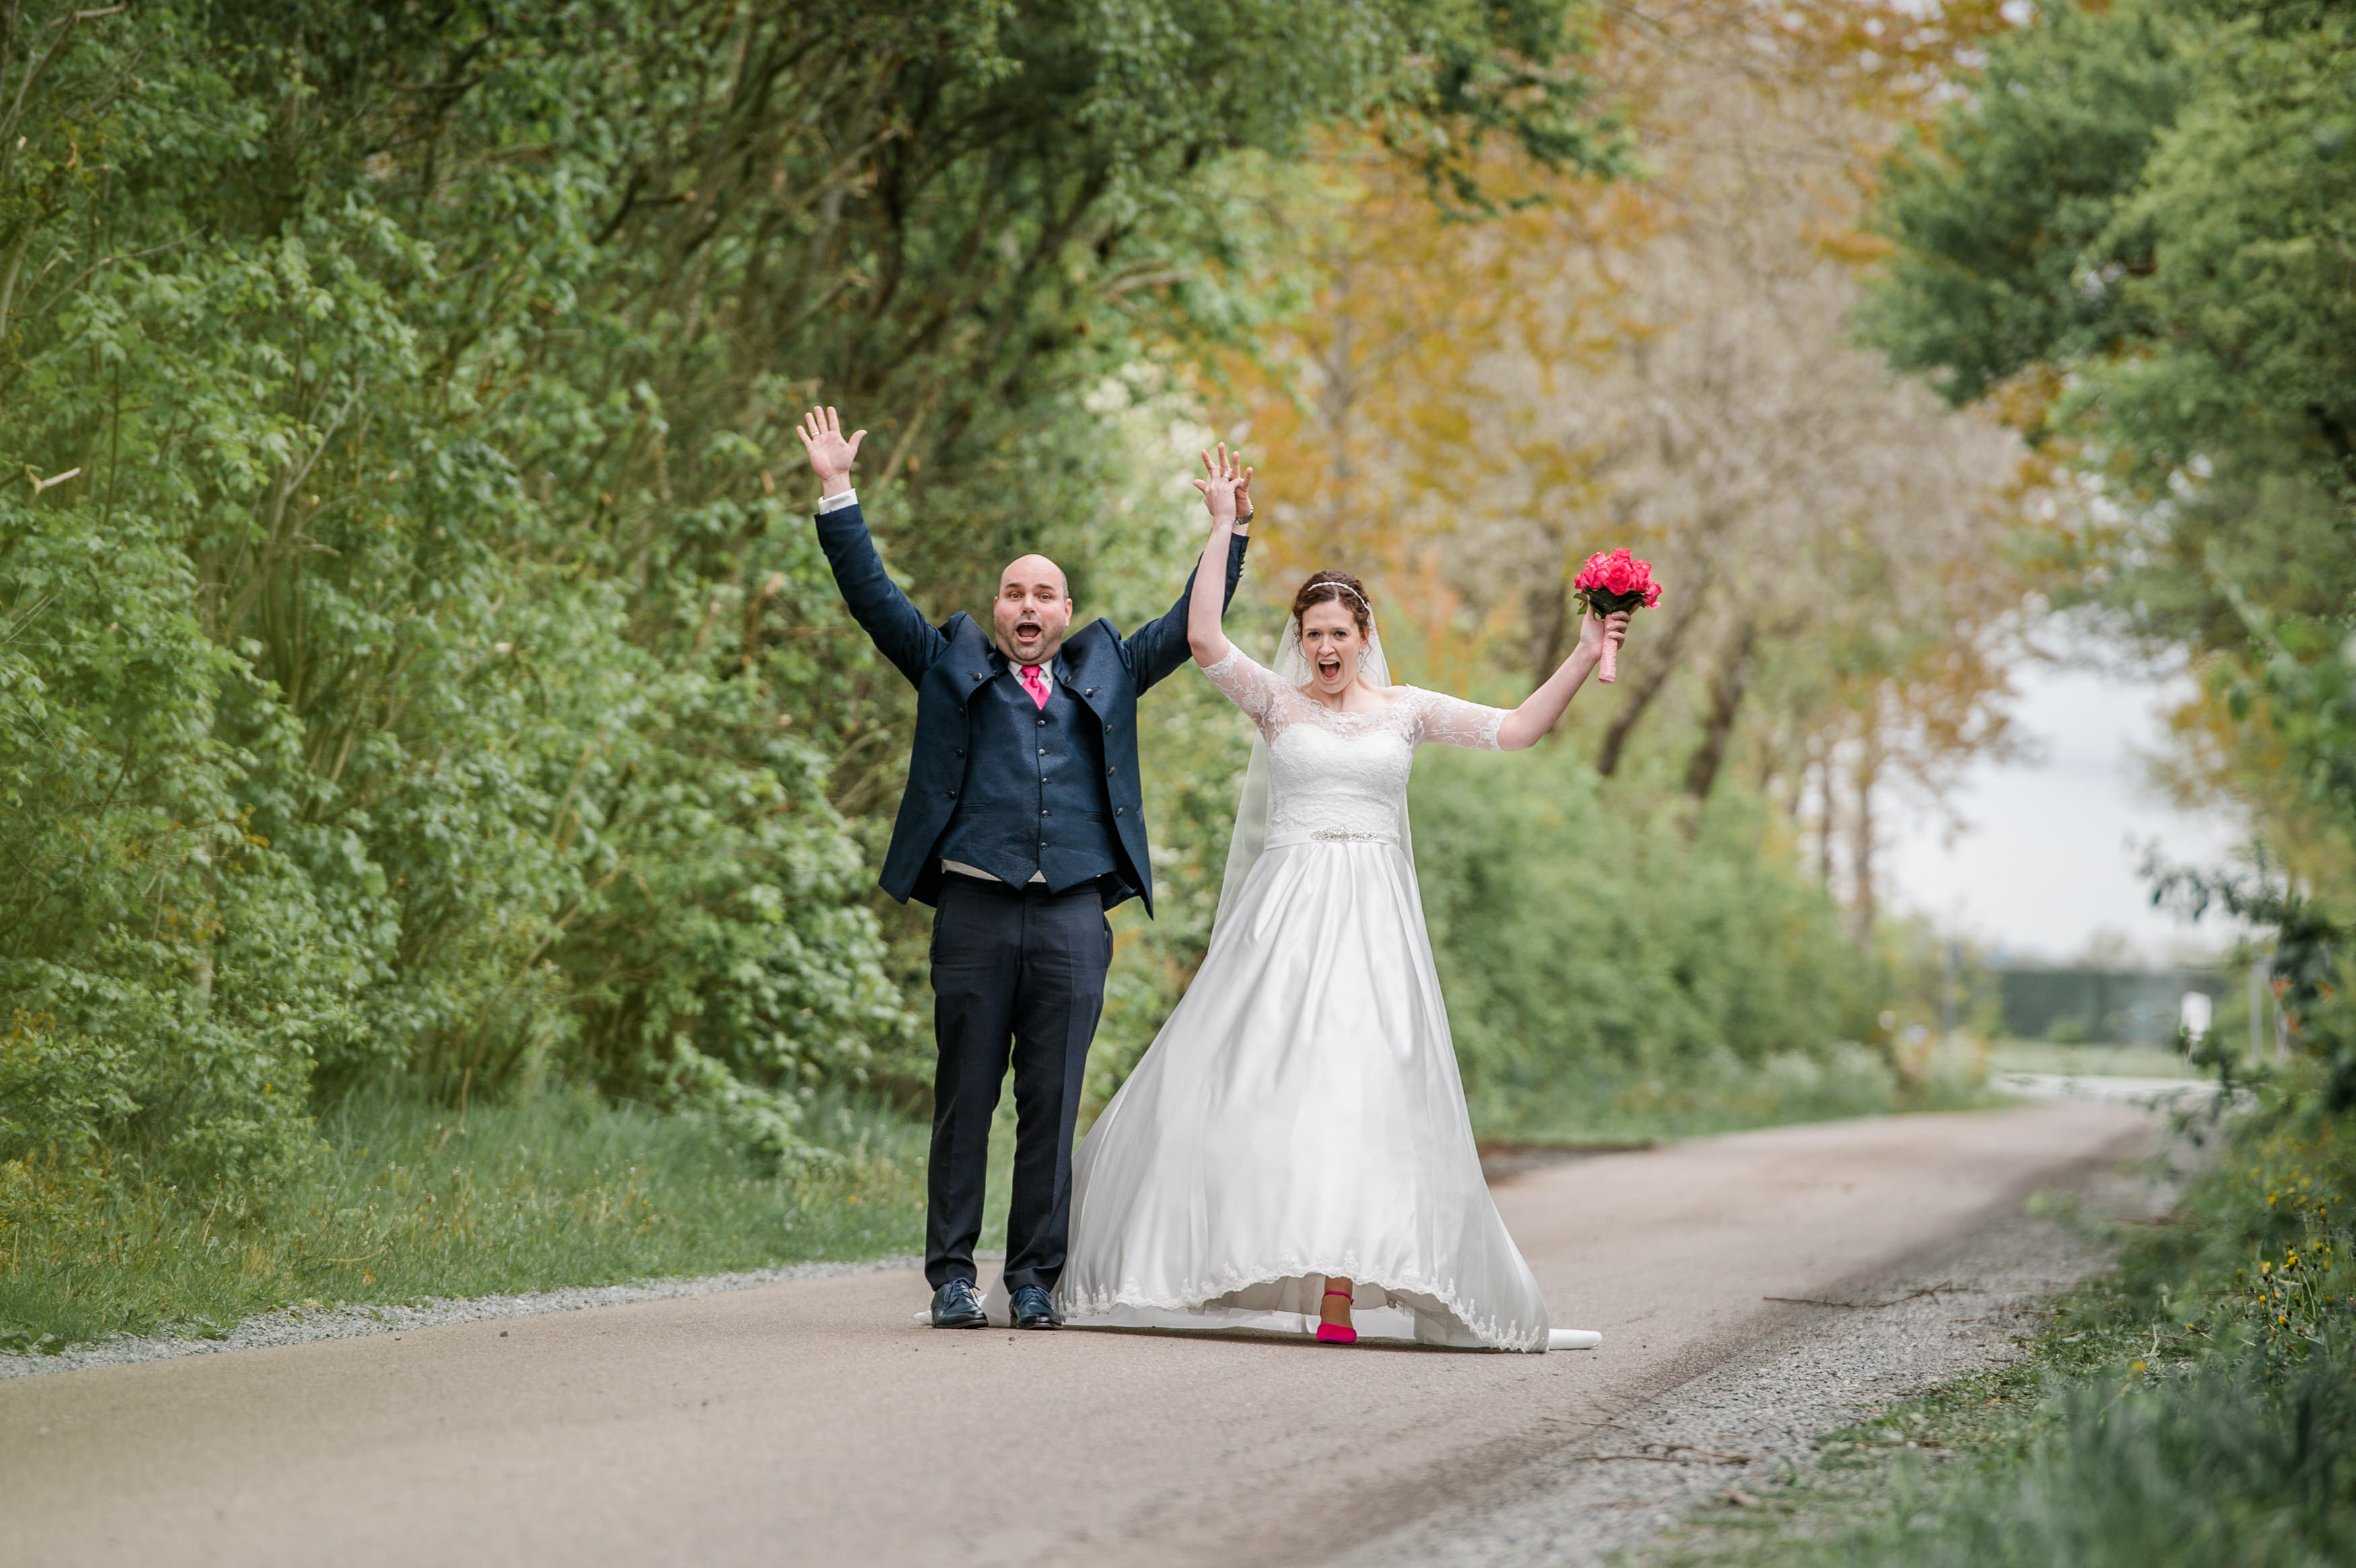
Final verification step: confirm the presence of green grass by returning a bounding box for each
[3,1038,2003,1356]
[0,1088,930,1355]
[1470,1040,1994,1146]
[1636,1293,2208,1567]
[1642,1301,2355,1568]
[1633,1082,2356,1568]
[1986,1040,2206,1080]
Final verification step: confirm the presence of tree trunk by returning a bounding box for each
[1318,273,1360,538]
[1595,585,1708,778]
[1813,734,1837,892]
[1848,717,1881,950]
[1526,579,1571,690]
[1681,619,1757,802]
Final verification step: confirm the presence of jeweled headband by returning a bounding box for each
[1301,581,1373,614]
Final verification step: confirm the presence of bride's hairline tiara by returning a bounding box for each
[1299,580,1373,614]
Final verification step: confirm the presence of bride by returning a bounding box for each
[1031,448,1627,1351]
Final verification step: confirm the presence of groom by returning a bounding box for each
[796,407,1251,1331]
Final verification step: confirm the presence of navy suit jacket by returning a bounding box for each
[815,502,1249,913]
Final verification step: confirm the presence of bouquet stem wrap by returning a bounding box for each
[1571,549,1663,686]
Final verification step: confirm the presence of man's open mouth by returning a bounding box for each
[1014,620,1043,645]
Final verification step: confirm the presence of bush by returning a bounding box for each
[1772,1071,2356,1568]
[0,1086,929,1355]
[0,0,1628,1205]
[1409,742,1887,1135]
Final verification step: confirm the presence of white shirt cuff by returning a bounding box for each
[817,489,859,514]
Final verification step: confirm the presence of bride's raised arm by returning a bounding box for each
[1490,606,1631,750]
[1182,447,1294,730]
[1187,444,1249,669]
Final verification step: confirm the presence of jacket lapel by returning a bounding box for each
[952,618,996,697]
[1061,622,1115,720]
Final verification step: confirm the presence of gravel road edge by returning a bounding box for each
[1329,1147,2178,1568]
[0,1254,925,1382]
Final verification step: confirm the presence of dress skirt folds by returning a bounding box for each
[1051,832,1550,1350]
[1033,647,1557,1351]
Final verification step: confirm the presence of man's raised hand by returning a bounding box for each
[1190,443,1250,528]
[796,406,866,499]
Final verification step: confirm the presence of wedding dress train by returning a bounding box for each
[1031,639,1597,1352]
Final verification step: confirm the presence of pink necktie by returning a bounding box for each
[1019,663,1051,709]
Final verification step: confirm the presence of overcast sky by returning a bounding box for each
[1880,651,2248,967]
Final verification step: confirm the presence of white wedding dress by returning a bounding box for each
[1017,627,1597,1353]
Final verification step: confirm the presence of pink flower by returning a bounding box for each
[1572,547,1663,610]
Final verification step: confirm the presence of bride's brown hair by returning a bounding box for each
[1291,569,1372,637]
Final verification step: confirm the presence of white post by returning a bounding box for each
[2178,991,2211,1060]
[2249,959,2266,1069]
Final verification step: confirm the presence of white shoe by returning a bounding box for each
[1548,1328,1601,1351]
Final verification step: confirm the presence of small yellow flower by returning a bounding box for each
[2130,1359,2147,1373]
[2261,1260,2272,1274]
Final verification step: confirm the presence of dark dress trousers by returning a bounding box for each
[814,501,1249,1293]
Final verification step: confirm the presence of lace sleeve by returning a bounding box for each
[1198,647,1288,732]
[1407,687,1510,751]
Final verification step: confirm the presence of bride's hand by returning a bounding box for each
[1579,607,1631,662]
[1190,443,1247,528]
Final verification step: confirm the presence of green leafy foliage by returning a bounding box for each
[1864,0,2356,769]
[1410,744,1908,1137]
[1778,15,2356,1559]
[2156,861,2356,1109]
[1651,1075,2356,1568]
[1861,2,2192,406]
[0,0,1621,1209]
[0,1087,928,1355]
[1866,0,2356,1115]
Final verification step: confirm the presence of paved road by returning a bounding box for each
[3,1102,2161,1568]
[1996,1070,2221,1106]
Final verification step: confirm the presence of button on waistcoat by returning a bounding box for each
[932,656,1121,894]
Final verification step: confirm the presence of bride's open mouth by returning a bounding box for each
[1317,654,1342,683]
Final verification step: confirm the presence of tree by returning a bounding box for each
[0,0,1623,1184]
[1224,0,2035,940]
[1867,0,2356,1094]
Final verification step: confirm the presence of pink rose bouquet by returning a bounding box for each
[1572,548,1662,685]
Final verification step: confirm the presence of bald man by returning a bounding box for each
[797,408,1251,1332]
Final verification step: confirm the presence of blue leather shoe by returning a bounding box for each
[930,1278,987,1328]
[1010,1284,1062,1330]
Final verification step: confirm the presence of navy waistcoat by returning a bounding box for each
[934,655,1121,894]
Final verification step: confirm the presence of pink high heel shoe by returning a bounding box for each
[1315,1287,1358,1345]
